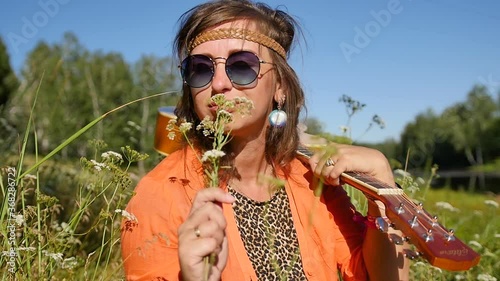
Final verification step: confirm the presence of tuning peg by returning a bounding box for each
[409,215,419,228]
[375,217,390,233]
[445,229,456,242]
[403,249,420,260]
[423,229,434,242]
[416,202,424,214]
[429,215,439,228]
[396,203,405,214]
[389,233,404,245]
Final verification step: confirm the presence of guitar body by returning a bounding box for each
[154,107,480,271]
[154,106,184,155]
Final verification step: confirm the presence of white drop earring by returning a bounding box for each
[268,97,287,127]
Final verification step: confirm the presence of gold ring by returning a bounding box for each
[325,158,335,167]
[194,227,201,238]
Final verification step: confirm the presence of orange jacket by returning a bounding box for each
[121,148,368,280]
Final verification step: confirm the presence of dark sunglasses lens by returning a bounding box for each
[226,51,260,85]
[181,55,214,88]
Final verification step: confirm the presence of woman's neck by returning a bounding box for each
[229,135,278,201]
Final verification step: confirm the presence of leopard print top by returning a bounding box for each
[229,185,307,281]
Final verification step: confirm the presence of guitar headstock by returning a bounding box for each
[381,194,481,271]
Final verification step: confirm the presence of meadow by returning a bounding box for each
[1,144,498,280]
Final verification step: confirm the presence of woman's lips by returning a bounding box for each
[208,101,236,113]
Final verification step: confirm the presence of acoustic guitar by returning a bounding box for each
[153,107,480,271]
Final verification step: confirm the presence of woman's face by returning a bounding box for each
[189,21,282,139]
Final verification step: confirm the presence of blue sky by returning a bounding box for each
[1,0,499,143]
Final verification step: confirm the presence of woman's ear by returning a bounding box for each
[273,82,285,104]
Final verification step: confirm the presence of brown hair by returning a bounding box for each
[173,0,305,171]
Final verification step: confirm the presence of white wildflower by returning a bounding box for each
[24,174,37,180]
[454,274,466,280]
[435,201,459,212]
[115,209,138,222]
[179,122,193,133]
[85,183,95,191]
[18,247,36,252]
[197,116,215,136]
[61,257,78,269]
[224,99,236,110]
[473,210,483,216]
[127,120,141,130]
[495,233,500,238]
[217,109,233,122]
[405,181,420,194]
[166,118,177,131]
[477,273,497,281]
[61,222,72,233]
[12,214,24,226]
[416,177,425,185]
[484,200,499,208]
[90,159,108,172]
[468,240,482,249]
[101,151,123,161]
[43,250,63,263]
[394,169,411,178]
[168,132,177,140]
[211,93,227,106]
[233,96,254,116]
[201,149,226,162]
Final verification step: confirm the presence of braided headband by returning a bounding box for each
[189,28,287,59]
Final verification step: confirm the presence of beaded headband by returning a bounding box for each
[189,28,287,59]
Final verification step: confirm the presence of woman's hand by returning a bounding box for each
[178,188,235,281]
[308,143,396,188]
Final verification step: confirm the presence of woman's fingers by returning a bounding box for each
[308,143,395,186]
[178,188,233,280]
[190,187,235,215]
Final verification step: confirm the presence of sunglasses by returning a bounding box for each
[180,51,274,88]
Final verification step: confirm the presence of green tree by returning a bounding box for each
[11,32,138,158]
[398,109,441,169]
[130,54,179,173]
[0,37,19,110]
[0,36,20,154]
[302,117,324,135]
[441,85,496,166]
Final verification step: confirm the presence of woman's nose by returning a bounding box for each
[210,61,233,93]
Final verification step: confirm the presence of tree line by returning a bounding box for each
[0,33,180,172]
[1,33,499,175]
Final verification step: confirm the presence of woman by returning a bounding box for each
[121,1,409,280]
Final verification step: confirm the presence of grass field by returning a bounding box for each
[1,156,498,280]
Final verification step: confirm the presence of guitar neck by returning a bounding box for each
[295,147,403,198]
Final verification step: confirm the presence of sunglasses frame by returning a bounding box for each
[179,51,274,88]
